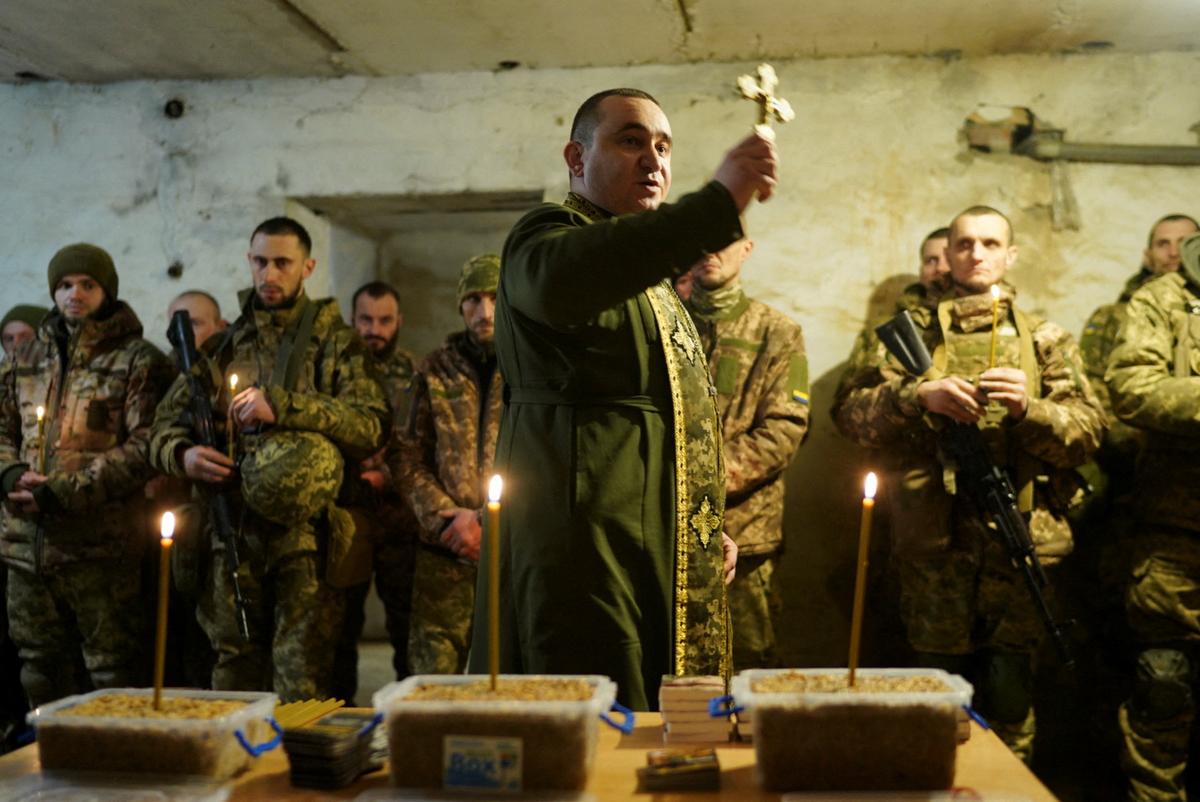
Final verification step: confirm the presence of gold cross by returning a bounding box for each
[690,496,721,549]
[737,63,795,139]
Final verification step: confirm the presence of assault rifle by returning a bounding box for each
[168,310,251,640]
[874,310,1074,667]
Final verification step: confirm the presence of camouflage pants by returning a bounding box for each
[408,546,475,675]
[728,552,780,671]
[1119,530,1200,802]
[5,560,145,708]
[198,541,345,702]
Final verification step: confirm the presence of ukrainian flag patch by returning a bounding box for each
[791,390,810,405]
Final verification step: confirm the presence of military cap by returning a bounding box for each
[456,253,500,309]
[47,243,118,301]
[1,304,48,332]
[241,431,343,526]
[1181,232,1200,287]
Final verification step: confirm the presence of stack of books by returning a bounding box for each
[658,675,731,744]
[282,709,387,789]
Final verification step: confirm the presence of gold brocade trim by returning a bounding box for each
[644,281,691,677]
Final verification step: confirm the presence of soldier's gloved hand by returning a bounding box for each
[438,507,481,562]
[230,387,276,427]
[181,445,236,484]
[714,131,779,211]
[978,367,1029,420]
[916,376,988,424]
[721,532,738,586]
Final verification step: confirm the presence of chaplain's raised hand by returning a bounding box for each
[714,131,779,211]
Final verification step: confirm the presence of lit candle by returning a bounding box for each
[487,474,502,691]
[153,511,175,710]
[848,472,878,687]
[226,374,239,462]
[988,284,1001,369]
[35,406,45,474]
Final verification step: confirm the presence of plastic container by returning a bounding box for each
[717,668,973,791]
[373,674,632,792]
[27,688,280,779]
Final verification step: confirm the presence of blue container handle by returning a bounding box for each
[358,711,384,739]
[599,701,636,734]
[709,694,744,718]
[235,717,283,757]
[963,705,990,731]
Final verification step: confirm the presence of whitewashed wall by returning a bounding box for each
[2,51,1197,664]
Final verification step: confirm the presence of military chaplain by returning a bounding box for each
[834,206,1105,760]
[150,217,389,701]
[684,238,809,670]
[0,244,174,706]
[467,87,777,710]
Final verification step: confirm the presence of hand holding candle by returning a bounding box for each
[153,511,176,710]
[226,374,239,462]
[487,474,502,691]
[988,284,1001,369]
[848,472,878,687]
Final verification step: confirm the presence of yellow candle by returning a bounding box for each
[487,474,502,691]
[988,284,1001,369]
[35,406,45,474]
[848,472,878,687]
[153,512,175,710]
[226,374,239,462]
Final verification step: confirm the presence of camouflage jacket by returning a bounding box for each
[392,331,503,547]
[0,303,175,570]
[150,291,388,555]
[686,289,809,555]
[1106,272,1200,533]
[362,339,417,482]
[834,287,1104,558]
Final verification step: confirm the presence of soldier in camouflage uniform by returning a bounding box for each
[0,244,174,707]
[392,255,503,675]
[1,305,47,360]
[835,207,1104,761]
[684,238,809,670]
[1107,231,1200,802]
[331,281,420,701]
[150,218,388,701]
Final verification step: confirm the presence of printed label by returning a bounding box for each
[443,734,523,792]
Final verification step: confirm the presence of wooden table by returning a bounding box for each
[0,713,1057,801]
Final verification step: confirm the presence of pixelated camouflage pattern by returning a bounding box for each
[240,430,343,526]
[0,303,175,570]
[407,547,476,674]
[726,553,780,670]
[687,289,809,556]
[150,291,387,697]
[374,340,417,426]
[1106,272,1200,534]
[6,559,145,707]
[834,281,933,398]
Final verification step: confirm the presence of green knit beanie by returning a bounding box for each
[456,253,500,309]
[1,304,48,332]
[47,243,118,301]
[1181,232,1200,288]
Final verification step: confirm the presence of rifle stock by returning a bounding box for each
[167,310,251,641]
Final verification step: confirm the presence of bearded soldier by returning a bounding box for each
[393,255,502,675]
[466,88,772,710]
[1107,231,1200,802]
[0,244,174,707]
[834,206,1104,760]
[684,238,809,670]
[149,217,388,700]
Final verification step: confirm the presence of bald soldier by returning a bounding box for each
[466,87,772,709]
[150,217,389,700]
[684,238,809,670]
[168,291,228,350]
[834,206,1104,760]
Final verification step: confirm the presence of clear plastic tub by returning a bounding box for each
[723,668,973,791]
[27,688,280,779]
[373,674,627,792]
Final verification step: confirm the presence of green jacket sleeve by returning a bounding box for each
[0,358,29,493]
[392,372,457,545]
[149,369,202,478]
[505,182,744,328]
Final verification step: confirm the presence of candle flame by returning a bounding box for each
[990,284,1000,301]
[161,511,176,542]
[36,405,44,422]
[488,474,503,503]
[864,472,878,500]
[229,373,239,392]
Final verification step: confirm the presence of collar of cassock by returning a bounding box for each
[948,282,1016,333]
[563,193,613,221]
[689,282,747,321]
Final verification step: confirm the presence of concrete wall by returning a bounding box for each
[2,50,1197,664]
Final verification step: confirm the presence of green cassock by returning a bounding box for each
[467,182,743,710]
